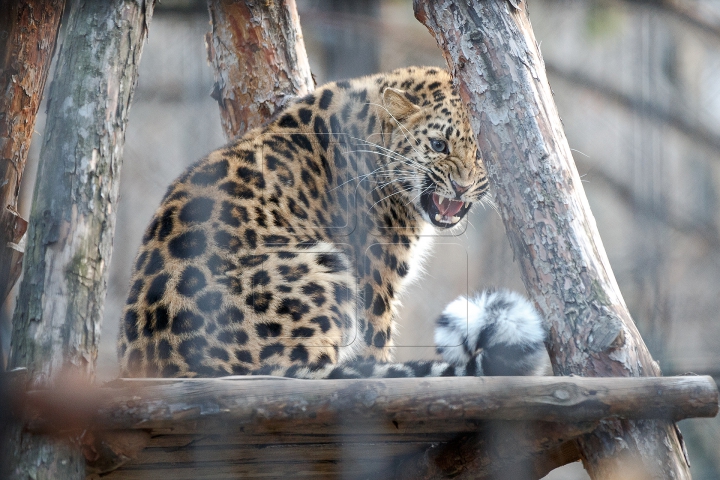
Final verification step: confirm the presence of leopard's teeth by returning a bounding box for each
[435,213,460,224]
[464,202,469,208]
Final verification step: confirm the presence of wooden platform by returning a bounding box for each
[15,374,717,479]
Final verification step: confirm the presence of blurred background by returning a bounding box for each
[2,0,720,478]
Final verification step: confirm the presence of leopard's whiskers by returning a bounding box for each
[366,185,415,213]
[346,137,431,174]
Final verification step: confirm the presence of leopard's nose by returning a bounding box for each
[451,179,470,195]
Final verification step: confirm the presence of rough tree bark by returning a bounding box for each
[414,1,691,479]
[0,0,65,307]
[6,0,156,478]
[206,0,314,139]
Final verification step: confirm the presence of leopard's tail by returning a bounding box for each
[434,289,547,376]
[253,289,547,379]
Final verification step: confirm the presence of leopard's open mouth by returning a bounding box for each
[420,189,472,228]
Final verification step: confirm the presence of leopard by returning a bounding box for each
[118,66,547,379]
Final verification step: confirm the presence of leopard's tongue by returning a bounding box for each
[432,192,463,217]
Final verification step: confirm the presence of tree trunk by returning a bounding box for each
[0,0,64,308]
[414,1,691,478]
[205,0,314,139]
[7,0,155,478]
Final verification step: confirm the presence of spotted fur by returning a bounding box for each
[118,67,546,378]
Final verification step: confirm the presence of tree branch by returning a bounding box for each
[546,62,720,157]
[576,157,720,249]
[205,0,314,139]
[624,0,720,43]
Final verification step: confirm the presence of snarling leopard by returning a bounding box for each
[118,66,546,379]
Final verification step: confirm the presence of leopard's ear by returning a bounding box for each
[382,87,421,121]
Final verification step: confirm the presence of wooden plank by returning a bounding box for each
[100,422,595,480]
[95,418,483,437]
[12,374,714,477]
[103,442,422,479]
[104,463,372,480]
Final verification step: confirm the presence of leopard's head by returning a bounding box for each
[380,79,489,229]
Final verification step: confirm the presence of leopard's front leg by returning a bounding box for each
[358,240,415,362]
[359,280,395,361]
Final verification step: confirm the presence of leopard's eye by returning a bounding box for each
[430,139,448,154]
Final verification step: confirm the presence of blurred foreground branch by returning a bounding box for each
[624,0,720,42]
[577,158,720,249]
[546,62,720,156]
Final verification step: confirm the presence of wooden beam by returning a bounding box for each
[20,376,718,434]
